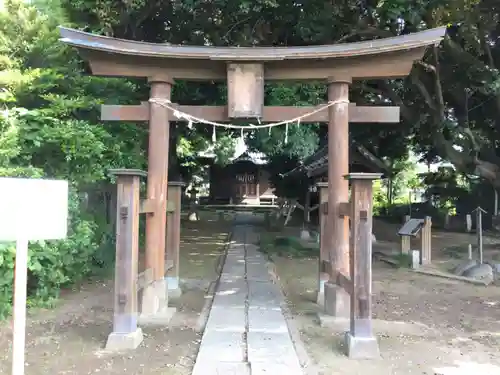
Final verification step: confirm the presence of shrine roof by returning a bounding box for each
[284,142,389,178]
[197,137,268,165]
[59,26,446,61]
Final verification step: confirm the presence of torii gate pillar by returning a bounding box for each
[324,77,351,318]
[140,75,175,324]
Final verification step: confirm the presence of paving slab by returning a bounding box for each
[247,270,272,282]
[192,215,304,375]
[212,292,247,307]
[222,263,246,274]
[216,279,247,293]
[205,305,247,332]
[224,253,245,260]
[248,308,288,333]
[247,331,300,364]
[195,330,246,363]
[220,273,245,282]
[192,362,251,375]
[251,362,303,375]
[248,281,282,308]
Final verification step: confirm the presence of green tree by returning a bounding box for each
[0,0,146,316]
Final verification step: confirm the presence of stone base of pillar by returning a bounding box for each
[300,229,311,240]
[344,332,380,359]
[167,276,182,299]
[324,282,350,318]
[138,307,176,326]
[188,212,199,221]
[139,279,176,325]
[316,312,349,328]
[105,328,143,351]
[316,272,329,305]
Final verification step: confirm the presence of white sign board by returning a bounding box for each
[0,178,68,375]
[0,177,68,241]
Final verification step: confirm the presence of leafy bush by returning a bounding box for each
[0,189,114,319]
[0,1,138,318]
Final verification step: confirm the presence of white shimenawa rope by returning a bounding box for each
[148,98,349,130]
[149,97,349,144]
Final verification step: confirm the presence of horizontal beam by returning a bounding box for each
[87,49,423,80]
[101,103,400,123]
[140,199,154,214]
[336,272,353,295]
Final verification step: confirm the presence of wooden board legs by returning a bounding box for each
[318,173,382,359]
[317,182,329,305]
[345,174,379,359]
[166,182,185,298]
[106,169,146,351]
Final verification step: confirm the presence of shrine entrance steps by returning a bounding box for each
[191,213,304,375]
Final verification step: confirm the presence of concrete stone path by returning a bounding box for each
[191,214,304,375]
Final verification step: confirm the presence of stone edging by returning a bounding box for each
[263,253,319,375]
[411,268,489,286]
[195,229,234,332]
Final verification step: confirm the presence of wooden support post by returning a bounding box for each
[264,211,271,228]
[316,182,329,305]
[344,172,381,359]
[466,214,472,233]
[304,188,311,224]
[105,169,146,351]
[420,216,432,265]
[325,77,351,318]
[166,181,185,298]
[474,207,486,264]
[401,215,411,254]
[141,75,175,323]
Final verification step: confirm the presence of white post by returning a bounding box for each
[466,214,472,233]
[495,189,498,216]
[12,239,29,375]
[477,208,483,264]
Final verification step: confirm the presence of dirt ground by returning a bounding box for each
[272,220,500,375]
[0,214,229,375]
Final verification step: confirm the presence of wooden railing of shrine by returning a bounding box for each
[321,173,381,359]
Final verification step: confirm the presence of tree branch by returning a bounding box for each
[372,81,418,124]
[432,46,445,116]
[477,22,500,122]
[411,74,438,113]
[416,60,436,73]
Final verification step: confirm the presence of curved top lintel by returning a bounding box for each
[59,26,447,62]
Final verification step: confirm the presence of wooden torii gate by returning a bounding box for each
[59,26,446,355]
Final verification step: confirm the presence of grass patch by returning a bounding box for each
[259,233,319,259]
[442,244,472,259]
[390,253,413,268]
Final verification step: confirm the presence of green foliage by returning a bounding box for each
[0,189,105,318]
[0,0,141,317]
[372,179,387,215]
[389,253,413,268]
[422,167,469,212]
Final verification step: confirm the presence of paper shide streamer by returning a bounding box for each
[149,98,349,145]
